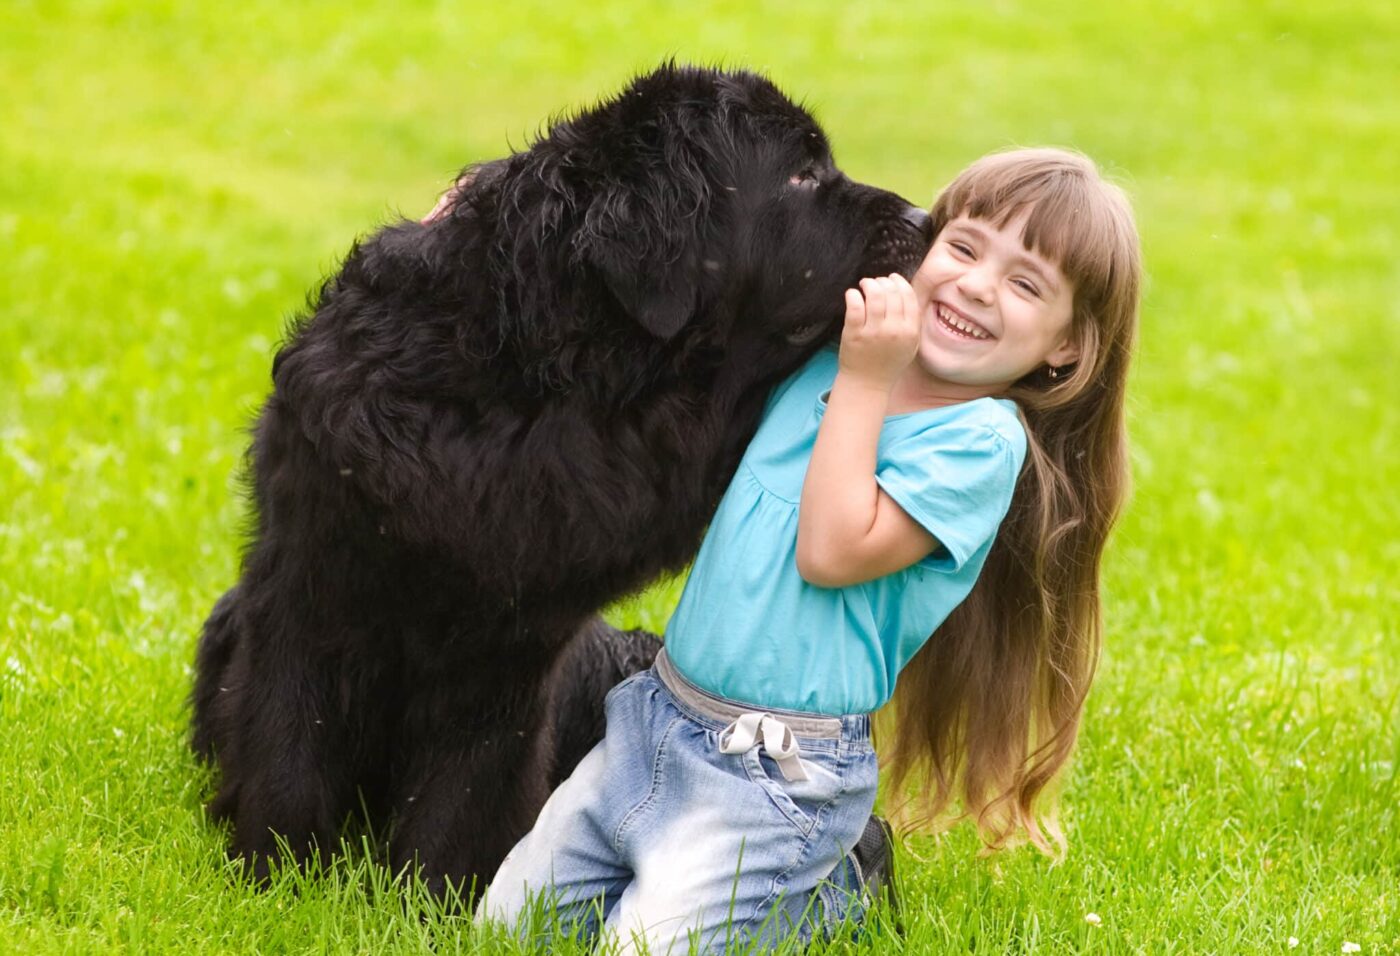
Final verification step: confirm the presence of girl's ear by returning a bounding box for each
[1045,333,1081,369]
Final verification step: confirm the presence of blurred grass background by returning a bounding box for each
[1,0,1396,952]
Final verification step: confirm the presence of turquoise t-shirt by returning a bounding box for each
[663,346,1028,716]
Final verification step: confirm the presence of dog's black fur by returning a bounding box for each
[191,64,930,893]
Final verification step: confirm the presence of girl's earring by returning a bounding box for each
[1048,365,1061,380]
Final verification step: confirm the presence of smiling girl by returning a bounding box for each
[477,147,1142,953]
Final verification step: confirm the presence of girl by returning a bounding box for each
[476,147,1142,952]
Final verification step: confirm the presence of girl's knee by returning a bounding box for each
[473,878,525,929]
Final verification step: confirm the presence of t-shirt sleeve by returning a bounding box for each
[874,419,1026,573]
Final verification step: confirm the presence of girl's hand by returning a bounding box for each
[837,274,921,390]
[421,170,476,224]
[421,186,460,224]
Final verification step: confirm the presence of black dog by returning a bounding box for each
[191,63,930,893]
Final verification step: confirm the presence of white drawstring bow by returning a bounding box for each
[718,712,810,782]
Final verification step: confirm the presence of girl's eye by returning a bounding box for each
[948,241,973,258]
[1013,278,1041,297]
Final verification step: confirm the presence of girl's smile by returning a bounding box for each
[931,301,995,341]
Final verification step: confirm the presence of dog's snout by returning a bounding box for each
[902,206,932,240]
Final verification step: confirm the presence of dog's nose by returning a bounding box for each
[902,206,932,239]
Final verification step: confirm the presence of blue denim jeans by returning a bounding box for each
[475,651,879,954]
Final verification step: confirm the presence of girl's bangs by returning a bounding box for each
[934,151,1127,304]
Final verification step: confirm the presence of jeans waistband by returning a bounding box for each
[654,649,865,741]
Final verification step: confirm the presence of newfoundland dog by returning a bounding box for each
[191,63,930,892]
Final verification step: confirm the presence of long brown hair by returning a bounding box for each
[881,148,1142,855]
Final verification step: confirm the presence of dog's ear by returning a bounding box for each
[585,229,700,341]
[575,145,711,340]
[558,83,713,340]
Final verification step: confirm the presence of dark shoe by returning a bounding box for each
[851,814,901,924]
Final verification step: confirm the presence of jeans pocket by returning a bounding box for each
[740,745,845,836]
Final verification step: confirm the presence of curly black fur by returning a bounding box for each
[190,63,929,894]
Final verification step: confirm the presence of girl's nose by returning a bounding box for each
[957,266,995,305]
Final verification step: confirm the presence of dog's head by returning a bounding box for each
[447,64,930,382]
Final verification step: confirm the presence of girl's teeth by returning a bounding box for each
[937,305,990,339]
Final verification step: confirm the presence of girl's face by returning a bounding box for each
[907,210,1079,397]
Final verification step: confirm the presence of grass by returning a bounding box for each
[1,0,1397,952]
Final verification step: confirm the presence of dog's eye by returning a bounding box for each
[789,169,820,189]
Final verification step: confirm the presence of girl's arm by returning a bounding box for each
[796,276,940,588]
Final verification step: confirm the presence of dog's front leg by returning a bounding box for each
[387,656,558,901]
[205,601,365,883]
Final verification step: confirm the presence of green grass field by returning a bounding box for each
[2,0,1397,952]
